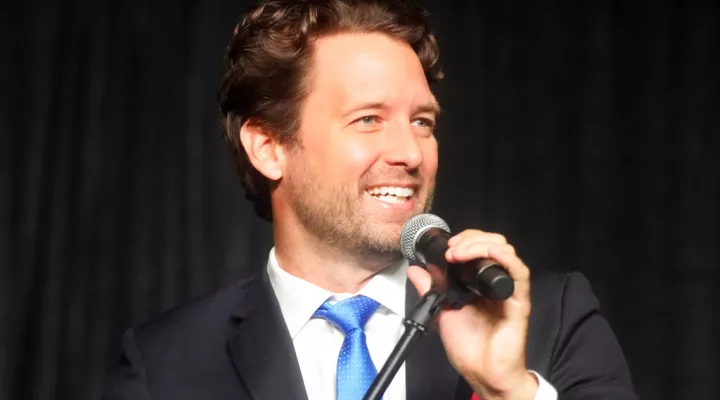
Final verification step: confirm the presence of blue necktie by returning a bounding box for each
[313,295,381,400]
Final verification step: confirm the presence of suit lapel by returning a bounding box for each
[225,269,470,400]
[227,272,309,400]
[404,279,464,399]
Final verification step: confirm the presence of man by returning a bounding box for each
[105,0,636,399]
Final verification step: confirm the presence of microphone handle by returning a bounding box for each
[417,228,515,302]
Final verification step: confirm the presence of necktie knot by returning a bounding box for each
[313,295,381,335]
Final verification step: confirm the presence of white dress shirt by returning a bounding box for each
[266,248,558,400]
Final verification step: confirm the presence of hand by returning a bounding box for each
[407,229,538,400]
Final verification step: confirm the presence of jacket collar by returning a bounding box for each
[226,270,463,400]
[227,271,309,400]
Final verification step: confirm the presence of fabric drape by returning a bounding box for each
[1,0,718,399]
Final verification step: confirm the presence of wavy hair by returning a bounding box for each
[218,0,443,221]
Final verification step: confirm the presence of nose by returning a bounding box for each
[382,121,424,170]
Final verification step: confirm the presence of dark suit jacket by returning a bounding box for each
[104,270,637,400]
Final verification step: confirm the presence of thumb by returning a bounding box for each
[407,265,433,297]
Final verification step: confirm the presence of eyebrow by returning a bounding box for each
[416,101,442,117]
[342,100,442,118]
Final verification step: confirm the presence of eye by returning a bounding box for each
[412,118,435,130]
[356,115,379,125]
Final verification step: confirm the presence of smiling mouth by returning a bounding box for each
[365,186,415,205]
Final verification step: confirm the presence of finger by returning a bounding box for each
[449,235,513,255]
[446,241,515,263]
[448,230,507,247]
[407,265,433,297]
[488,245,531,302]
[445,242,531,305]
[447,229,488,246]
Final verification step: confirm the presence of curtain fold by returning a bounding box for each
[2,0,718,398]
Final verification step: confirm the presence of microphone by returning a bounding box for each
[400,213,514,302]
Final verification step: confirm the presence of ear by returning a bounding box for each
[239,120,286,181]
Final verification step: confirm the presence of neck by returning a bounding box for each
[273,221,402,294]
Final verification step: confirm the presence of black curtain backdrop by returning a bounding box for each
[2,0,719,399]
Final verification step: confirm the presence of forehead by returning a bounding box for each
[307,33,435,109]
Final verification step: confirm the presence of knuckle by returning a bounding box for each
[472,243,488,253]
[521,303,532,316]
[494,234,508,244]
[518,264,531,280]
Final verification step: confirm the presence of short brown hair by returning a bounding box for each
[218,0,443,221]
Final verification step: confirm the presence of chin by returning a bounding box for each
[366,223,404,249]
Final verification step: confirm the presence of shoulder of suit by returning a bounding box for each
[529,270,599,316]
[525,270,605,375]
[131,272,263,345]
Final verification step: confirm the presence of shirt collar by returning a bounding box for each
[266,247,408,339]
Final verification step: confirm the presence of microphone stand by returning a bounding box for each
[362,289,445,400]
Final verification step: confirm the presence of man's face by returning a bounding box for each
[280,32,439,257]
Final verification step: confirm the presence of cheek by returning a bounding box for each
[329,134,382,173]
[346,139,380,164]
[421,137,439,175]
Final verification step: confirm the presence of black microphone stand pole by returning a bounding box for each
[362,289,445,400]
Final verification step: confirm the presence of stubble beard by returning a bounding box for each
[285,154,435,264]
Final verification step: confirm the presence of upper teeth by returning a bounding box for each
[367,186,414,197]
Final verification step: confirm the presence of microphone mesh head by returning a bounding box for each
[399,213,451,264]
